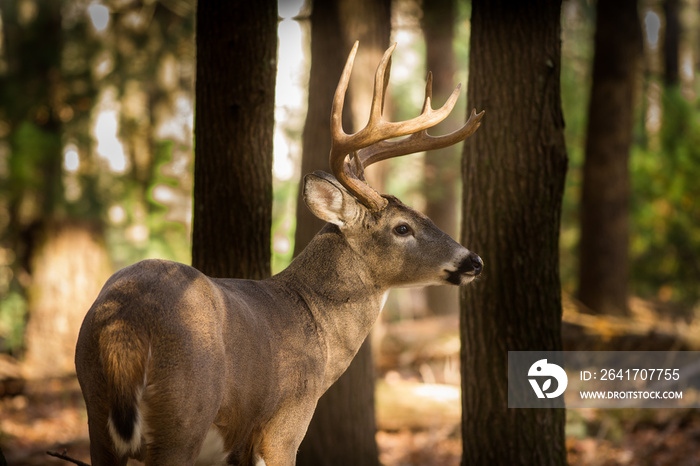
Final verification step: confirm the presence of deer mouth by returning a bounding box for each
[444,253,483,285]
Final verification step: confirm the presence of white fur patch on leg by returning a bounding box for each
[254,455,267,466]
[381,291,390,310]
[107,403,143,457]
[195,426,228,466]
[107,346,151,457]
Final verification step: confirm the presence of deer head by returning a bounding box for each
[303,172,483,289]
[302,41,484,289]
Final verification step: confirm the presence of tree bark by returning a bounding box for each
[295,0,387,464]
[578,0,641,315]
[421,0,460,315]
[460,0,568,464]
[192,0,277,279]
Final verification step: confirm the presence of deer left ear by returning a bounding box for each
[303,171,363,228]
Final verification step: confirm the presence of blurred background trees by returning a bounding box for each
[577,0,642,317]
[0,0,195,376]
[3,0,700,463]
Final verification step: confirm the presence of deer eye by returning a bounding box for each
[393,224,413,237]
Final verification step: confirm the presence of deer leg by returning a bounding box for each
[255,442,299,466]
[141,397,221,465]
[141,358,226,465]
[77,348,130,466]
[256,404,316,466]
[84,400,128,466]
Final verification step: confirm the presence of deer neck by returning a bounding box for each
[272,224,385,386]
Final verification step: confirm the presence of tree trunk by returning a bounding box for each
[578,0,641,316]
[295,0,387,464]
[460,1,568,464]
[421,0,460,316]
[663,0,680,87]
[192,0,277,279]
[293,0,353,256]
[24,221,112,377]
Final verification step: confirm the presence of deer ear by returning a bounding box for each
[303,171,363,227]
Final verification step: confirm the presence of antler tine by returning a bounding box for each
[330,42,396,152]
[357,108,485,168]
[369,43,396,127]
[330,41,358,150]
[329,41,484,212]
[423,71,434,113]
[356,67,484,166]
[330,41,392,211]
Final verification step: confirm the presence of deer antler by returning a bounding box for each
[330,41,485,211]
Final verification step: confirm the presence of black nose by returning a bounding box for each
[470,253,483,276]
[445,253,484,285]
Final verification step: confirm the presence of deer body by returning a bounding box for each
[76,43,484,465]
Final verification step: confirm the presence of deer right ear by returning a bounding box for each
[303,171,363,228]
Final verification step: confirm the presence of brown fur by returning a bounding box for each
[75,173,481,465]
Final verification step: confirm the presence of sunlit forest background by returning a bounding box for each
[1,0,700,464]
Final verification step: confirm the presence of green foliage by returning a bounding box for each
[143,141,191,264]
[272,178,298,274]
[148,140,179,210]
[559,0,594,293]
[106,140,191,268]
[0,291,27,354]
[558,2,700,309]
[630,86,700,305]
[7,121,62,198]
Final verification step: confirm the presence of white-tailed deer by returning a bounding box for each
[75,41,484,466]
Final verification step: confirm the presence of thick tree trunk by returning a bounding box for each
[460,1,568,464]
[295,0,386,464]
[578,0,641,316]
[421,0,460,315]
[192,0,277,279]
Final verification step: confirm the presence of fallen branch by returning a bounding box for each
[562,294,700,351]
[46,450,90,466]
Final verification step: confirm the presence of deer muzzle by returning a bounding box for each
[445,251,483,285]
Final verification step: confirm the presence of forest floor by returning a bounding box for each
[3,296,700,465]
[3,375,700,465]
